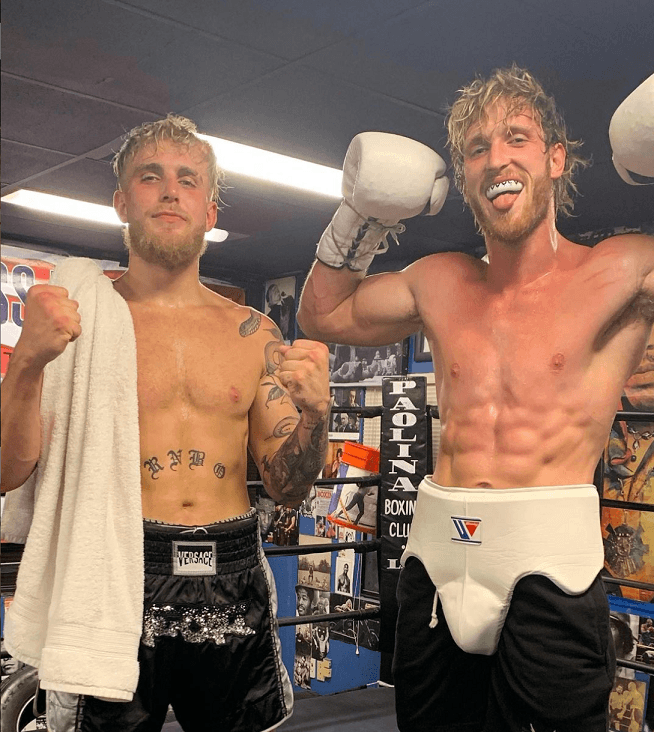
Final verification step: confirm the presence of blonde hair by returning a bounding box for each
[446,65,588,217]
[112,114,225,202]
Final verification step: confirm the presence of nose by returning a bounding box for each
[160,174,179,202]
[486,138,511,172]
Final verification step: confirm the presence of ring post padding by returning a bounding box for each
[379,376,429,682]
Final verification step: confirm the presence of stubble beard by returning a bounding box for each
[466,166,553,246]
[122,221,207,271]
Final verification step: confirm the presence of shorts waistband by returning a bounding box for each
[143,509,259,575]
[422,476,597,499]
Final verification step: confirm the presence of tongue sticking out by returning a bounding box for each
[491,191,520,211]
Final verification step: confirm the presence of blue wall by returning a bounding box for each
[266,516,381,695]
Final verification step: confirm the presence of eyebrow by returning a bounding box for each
[177,165,201,179]
[133,162,163,177]
[465,123,534,150]
[132,163,202,179]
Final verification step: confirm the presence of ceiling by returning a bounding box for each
[2,0,653,287]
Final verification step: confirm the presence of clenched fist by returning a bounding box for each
[277,339,331,417]
[15,285,82,369]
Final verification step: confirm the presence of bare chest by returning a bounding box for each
[425,273,629,405]
[130,307,260,415]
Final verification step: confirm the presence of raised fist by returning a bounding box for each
[277,339,331,416]
[15,285,82,369]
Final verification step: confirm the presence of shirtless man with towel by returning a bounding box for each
[1,115,331,731]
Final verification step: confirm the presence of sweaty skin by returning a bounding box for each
[119,287,323,524]
[298,104,654,489]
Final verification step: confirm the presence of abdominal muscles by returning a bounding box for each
[435,395,605,489]
[139,409,252,524]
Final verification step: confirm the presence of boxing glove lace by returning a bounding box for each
[316,132,449,271]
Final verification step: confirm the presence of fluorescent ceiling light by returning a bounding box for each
[198,134,342,198]
[1,190,230,243]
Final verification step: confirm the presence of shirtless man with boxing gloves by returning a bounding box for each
[1,115,330,731]
[298,67,654,731]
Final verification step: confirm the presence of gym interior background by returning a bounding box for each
[1,1,653,730]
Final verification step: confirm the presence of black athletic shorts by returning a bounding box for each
[46,510,293,732]
[393,557,615,732]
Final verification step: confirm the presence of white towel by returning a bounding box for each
[2,257,144,701]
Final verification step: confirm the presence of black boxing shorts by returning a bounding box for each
[46,509,293,732]
[393,557,615,732]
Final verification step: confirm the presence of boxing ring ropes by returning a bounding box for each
[261,394,654,686]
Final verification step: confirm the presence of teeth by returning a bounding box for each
[486,180,524,201]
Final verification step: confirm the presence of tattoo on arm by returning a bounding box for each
[263,381,293,409]
[267,415,300,440]
[261,415,328,504]
[264,334,284,376]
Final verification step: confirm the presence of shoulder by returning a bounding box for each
[588,233,654,278]
[590,232,654,258]
[403,251,485,303]
[203,288,280,340]
[405,251,483,279]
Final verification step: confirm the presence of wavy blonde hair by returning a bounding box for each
[112,114,225,203]
[447,65,588,217]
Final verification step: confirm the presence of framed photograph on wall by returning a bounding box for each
[328,340,407,385]
[263,275,297,344]
[413,331,432,363]
[329,387,364,440]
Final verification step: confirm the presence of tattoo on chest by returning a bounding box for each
[142,450,228,480]
[239,309,262,337]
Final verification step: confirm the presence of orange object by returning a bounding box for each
[342,442,380,473]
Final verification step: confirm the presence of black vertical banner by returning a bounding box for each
[379,376,428,682]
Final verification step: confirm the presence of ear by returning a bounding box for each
[205,200,218,232]
[549,142,566,180]
[113,189,128,224]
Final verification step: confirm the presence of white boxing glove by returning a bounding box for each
[609,73,654,185]
[316,132,449,271]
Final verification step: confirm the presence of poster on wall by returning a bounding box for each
[296,535,332,593]
[329,387,364,439]
[1,246,126,378]
[322,441,347,479]
[602,507,654,603]
[604,322,654,506]
[329,341,406,386]
[293,637,312,690]
[608,669,649,731]
[328,481,377,535]
[328,594,380,651]
[263,275,297,344]
[2,248,60,377]
[335,548,355,595]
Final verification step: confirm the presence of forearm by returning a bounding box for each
[298,260,364,340]
[262,407,329,507]
[1,354,44,491]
